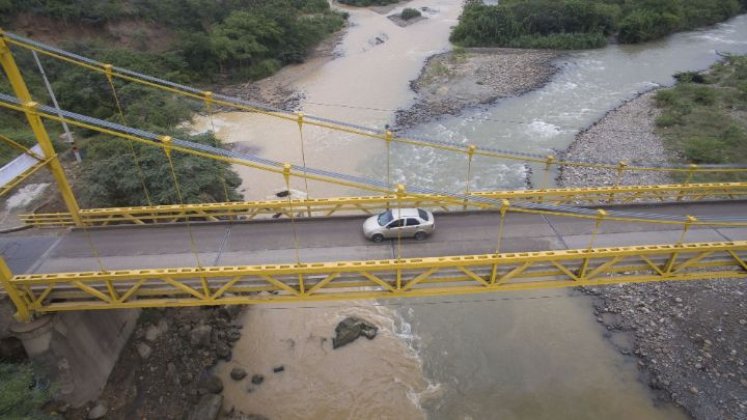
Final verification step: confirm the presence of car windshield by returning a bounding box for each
[377,210,393,226]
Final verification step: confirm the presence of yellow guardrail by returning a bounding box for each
[2,241,745,320]
[18,182,747,227]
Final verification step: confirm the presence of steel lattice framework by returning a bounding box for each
[1,241,745,321]
[17,183,747,226]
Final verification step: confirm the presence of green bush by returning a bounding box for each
[654,56,747,179]
[451,0,746,49]
[0,363,55,419]
[78,132,242,207]
[1,0,349,208]
[401,8,421,21]
[507,33,608,50]
[338,0,398,6]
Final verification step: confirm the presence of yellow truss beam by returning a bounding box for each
[17,182,747,227]
[2,241,745,321]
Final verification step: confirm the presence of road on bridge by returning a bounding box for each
[1,201,745,275]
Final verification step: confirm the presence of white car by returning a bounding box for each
[362,208,435,243]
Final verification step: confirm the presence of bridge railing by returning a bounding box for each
[19,182,747,227]
[2,241,745,320]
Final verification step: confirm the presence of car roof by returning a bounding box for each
[392,208,421,218]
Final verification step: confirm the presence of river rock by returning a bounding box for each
[198,374,224,394]
[332,317,378,349]
[216,343,232,361]
[188,394,223,420]
[251,374,264,385]
[227,329,242,342]
[136,342,152,359]
[190,324,213,348]
[145,318,169,342]
[87,401,108,420]
[230,367,247,381]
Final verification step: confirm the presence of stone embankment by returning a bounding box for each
[558,91,672,186]
[558,90,747,420]
[65,306,252,420]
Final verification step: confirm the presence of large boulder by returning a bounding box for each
[136,342,152,359]
[197,373,224,394]
[332,317,378,349]
[188,394,223,420]
[87,401,108,419]
[190,324,213,348]
[230,367,247,381]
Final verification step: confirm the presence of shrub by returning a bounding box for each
[451,0,747,49]
[0,363,54,419]
[401,8,421,21]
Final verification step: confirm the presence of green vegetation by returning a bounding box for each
[337,0,399,6]
[0,0,347,207]
[78,133,242,207]
[0,363,56,419]
[450,0,746,50]
[654,56,747,181]
[401,8,422,21]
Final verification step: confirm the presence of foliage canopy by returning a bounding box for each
[1,0,347,207]
[654,56,747,181]
[450,0,746,50]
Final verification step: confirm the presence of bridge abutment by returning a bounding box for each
[10,309,139,407]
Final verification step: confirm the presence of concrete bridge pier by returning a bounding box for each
[9,309,139,407]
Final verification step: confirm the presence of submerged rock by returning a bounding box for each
[230,367,247,381]
[332,317,378,349]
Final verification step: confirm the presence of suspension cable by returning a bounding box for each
[202,91,232,203]
[4,31,747,177]
[103,64,154,206]
[1,93,747,228]
[161,136,204,269]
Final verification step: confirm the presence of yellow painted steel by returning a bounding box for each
[1,241,744,320]
[4,32,747,178]
[17,182,747,227]
[0,37,82,226]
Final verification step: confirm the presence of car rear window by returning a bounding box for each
[418,209,429,221]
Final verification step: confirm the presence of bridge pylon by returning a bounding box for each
[0,34,82,226]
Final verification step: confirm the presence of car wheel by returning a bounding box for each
[414,231,427,241]
[372,234,384,243]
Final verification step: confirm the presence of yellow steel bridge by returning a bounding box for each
[0,30,745,321]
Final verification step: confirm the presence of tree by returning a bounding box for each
[78,133,242,208]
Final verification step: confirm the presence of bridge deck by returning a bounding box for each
[1,201,744,276]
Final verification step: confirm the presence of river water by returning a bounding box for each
[208,6,747,419]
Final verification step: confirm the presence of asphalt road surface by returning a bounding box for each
[0,201,745,275]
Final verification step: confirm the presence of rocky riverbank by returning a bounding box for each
[395,48,559,128]
[63,307,249,420]
[558,90,672,187]
[558,90,747,419]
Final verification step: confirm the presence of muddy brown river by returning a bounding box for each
[203,4,747,419]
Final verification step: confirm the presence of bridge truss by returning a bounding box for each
[1,30,746,321]
[2,242,746,321]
